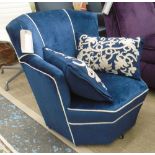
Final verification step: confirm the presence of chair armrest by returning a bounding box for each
[19,54,71,109]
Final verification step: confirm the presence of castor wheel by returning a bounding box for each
[119,134,124,139]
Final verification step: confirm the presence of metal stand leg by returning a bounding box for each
[1,65,23,91]
[1,65,21,74]
[4,69,23,91]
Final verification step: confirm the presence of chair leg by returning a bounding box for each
[119,134,124,139]
[4,69,23,91]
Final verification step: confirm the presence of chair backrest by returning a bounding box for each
[6,9,99,58]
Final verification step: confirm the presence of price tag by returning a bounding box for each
[20,29,34,54]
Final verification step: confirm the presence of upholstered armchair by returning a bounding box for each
[6,9,148,145]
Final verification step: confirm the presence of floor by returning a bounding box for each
[0,139,11,153]
[0,65,155,153]
[0,95,75,153]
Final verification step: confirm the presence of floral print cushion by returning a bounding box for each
[77,34,143,80]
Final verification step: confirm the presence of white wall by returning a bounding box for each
[0,2,32,41]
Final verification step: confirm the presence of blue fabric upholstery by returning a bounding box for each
[6,9,99,58]
[6,9,149,145]
[70,104,142,145]
[66,9,99,55]
[43,47,112,102]
[67,73,148,123]
[19,54,73,141]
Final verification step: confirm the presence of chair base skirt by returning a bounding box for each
[70,103,142,145]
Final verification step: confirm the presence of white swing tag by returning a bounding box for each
[102,2,113,15]
[20,29,34,54]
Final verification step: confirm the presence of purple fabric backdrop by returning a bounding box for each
[104,2,155,89]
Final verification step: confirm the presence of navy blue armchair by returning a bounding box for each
[6,9,148,145]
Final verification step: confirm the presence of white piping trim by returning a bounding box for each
[19,61,75,145]
[44,47,61,53]
[19,53,43,60]
[67,89,148,113]
[10,44,20,62]
[68,102,143,125]
[24,14,45,47]
[62,9,77,50]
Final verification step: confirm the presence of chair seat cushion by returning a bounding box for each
[67,72,148,124]
[43,47,112,102]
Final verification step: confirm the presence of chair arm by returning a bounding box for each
[19,54,71,109]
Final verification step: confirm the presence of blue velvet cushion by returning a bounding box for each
[77,34,143,80]
[43,47,112,103]
[67,72,148,123]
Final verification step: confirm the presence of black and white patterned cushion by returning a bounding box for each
[77,34,143,79]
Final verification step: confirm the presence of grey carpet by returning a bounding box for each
[0,95,75,153]
[0,139,11,153]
